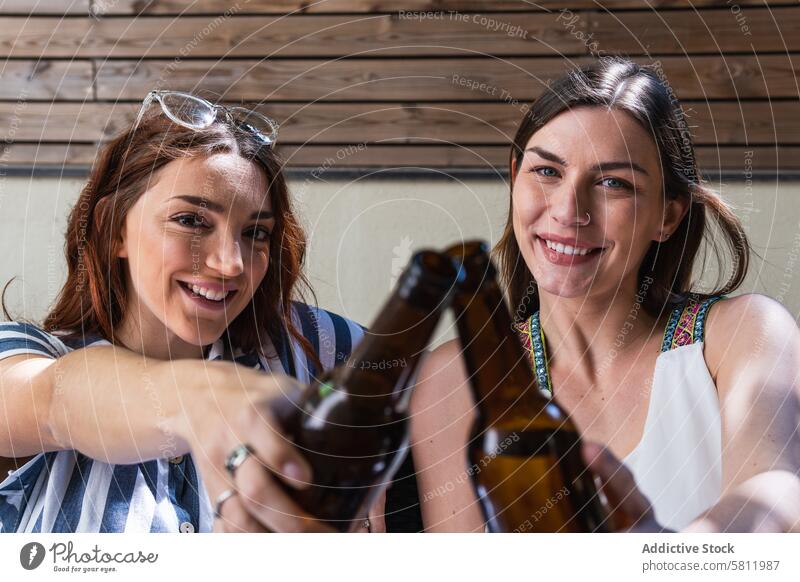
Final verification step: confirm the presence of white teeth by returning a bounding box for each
[189,284,230,301]
[544,239,593,256]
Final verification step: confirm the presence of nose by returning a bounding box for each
[205,230,244,278]
[548,177,592,228]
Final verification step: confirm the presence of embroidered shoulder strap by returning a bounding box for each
[514,312,553,395]
[660,294,725,352]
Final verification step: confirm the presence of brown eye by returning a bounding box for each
[246,226,271,242]
[174,214,208,228]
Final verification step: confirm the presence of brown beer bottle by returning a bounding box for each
[285,250,461,531]
[446,240,610,533]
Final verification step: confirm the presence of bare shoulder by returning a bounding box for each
[421,338,464,376]
[412,339,468,412]
[704,293,799,380]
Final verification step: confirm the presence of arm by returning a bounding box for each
[2,344,253,464]
[410,340,485,532]
[0,344,332,532]
[685,294,800,532]
[587,295,800,532]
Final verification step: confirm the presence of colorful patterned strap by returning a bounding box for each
[514,312,553,396]
[660,294,725,352]
[514,294,726,395]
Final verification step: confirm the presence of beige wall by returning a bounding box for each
[2,176,799,343]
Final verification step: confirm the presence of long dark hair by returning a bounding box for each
[496,57,750,320]
[5,111,321,369]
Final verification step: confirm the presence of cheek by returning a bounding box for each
[245,247,271,289]
[604,198,651,239]
[510,186,541,233]
[159,234,196,278]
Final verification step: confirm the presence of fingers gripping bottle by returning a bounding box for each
[286,250,462,531]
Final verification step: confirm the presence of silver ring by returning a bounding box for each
[214,488,237,519]
[579,211,591,225]
[363,518,371,532]
[225,443,254,477]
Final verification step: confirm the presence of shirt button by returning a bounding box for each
[179,522,195,533]
[169,455,184,465]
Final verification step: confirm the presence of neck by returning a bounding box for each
[115,313,207,360]
[536,275,659,375]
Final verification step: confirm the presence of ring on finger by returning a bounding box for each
[214,488,238,519]
[225,443,255,477]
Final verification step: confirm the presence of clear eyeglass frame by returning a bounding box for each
[131,90,280,147]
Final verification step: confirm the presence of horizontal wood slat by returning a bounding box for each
[2,1,789,16]
[591,7,800,54]
[0,0,89,14]
[93,54,800,102]
[4,143,797,173]
[2,101,796,145]
[0,13,583,58]
[4,54,796,103]
[0,60,92,100]
[3,8,797,59]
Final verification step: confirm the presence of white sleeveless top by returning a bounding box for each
[518,295,724,531]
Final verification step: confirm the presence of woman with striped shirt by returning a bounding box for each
[0,92,371,533]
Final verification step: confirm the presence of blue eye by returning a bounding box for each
[534,166,559,178]
[601,177,630,189]
[174,214,208,228]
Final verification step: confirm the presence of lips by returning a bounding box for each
[177,280,238,310]
[543,238,594,256]
[536,236,606,266]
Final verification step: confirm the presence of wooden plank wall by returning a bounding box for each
[0,0,797,175]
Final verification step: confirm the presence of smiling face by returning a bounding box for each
[116,152,275,356]
[511,106,687,302]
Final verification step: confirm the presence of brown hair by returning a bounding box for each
[6,111,321,368]
[496,57,750,320]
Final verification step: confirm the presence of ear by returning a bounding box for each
[657,196,690,242]
[116,221,128,258]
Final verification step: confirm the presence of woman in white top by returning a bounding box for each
[411,57,800,532]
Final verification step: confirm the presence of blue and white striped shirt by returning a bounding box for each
[0,303,364,533]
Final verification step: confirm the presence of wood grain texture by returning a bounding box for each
[2,101,796,145]
[0,13,586,58]
[4,143,797,172]
[590,6,800,54]
[0,0,88,14]
[86,0,797,16]
[2,2,797,172]
[4,8,795,59]
[0,60,93,100]
[93,54,800,102]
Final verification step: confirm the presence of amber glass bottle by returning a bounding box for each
[286,250,461,531]
[446,241,610,532]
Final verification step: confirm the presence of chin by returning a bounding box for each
[536,276,594,299]
[170,320,224,347]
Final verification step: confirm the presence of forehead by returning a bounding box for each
[149,153,271,213]
[527,106,661,171]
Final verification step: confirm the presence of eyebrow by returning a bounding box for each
[526,146,567,166]
[525,146,650,176]
[590,161,650,176]
[168,195,274,221]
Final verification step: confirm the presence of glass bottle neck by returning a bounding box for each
[453,280,548,424]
